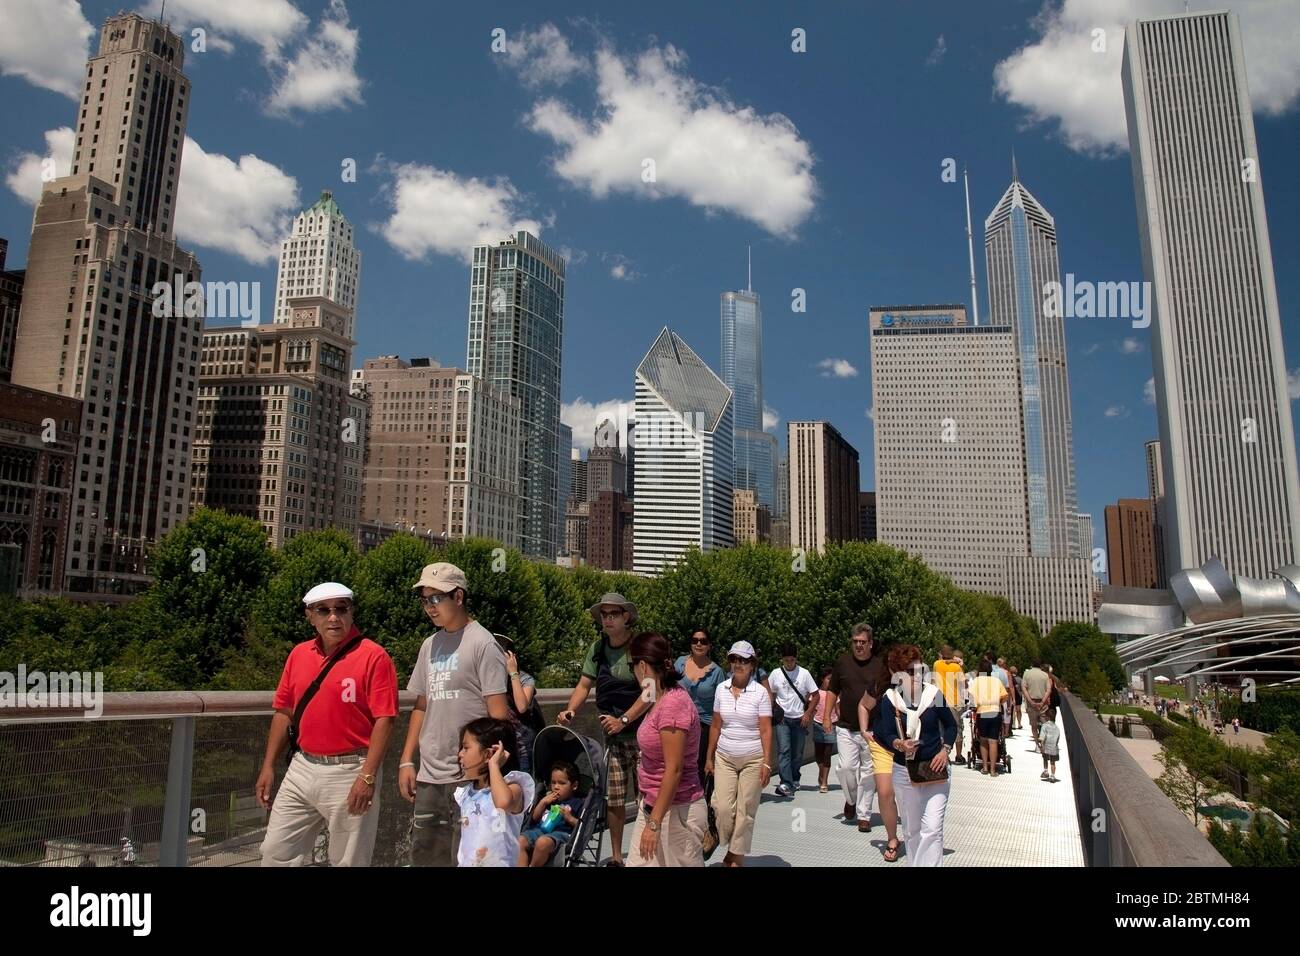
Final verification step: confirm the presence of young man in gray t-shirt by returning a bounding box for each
[398,563,509,867]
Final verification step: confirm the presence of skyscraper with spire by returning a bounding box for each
[984,161,1082,559]
[720,248,777,511]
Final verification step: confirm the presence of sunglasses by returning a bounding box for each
[309,603,352,617]
[420,592,455,607]
[599,609,627,619]
[690,638,710,646]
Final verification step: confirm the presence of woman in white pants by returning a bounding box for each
[873,644,957,867]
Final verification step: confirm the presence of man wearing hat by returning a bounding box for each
[256,582,398,866]
[398,562,511,867]
[556,592,651,866]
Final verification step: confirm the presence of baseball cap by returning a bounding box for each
[411,562,469,593]
[727,640,757,660]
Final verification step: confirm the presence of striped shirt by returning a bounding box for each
[712,678,772,758]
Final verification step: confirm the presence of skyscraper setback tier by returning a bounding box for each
[10,14,200,593]
[467,232,566,560]
[274,190,360,338]
[1123,9,1300,578]
[721,289,777,511]
[984,171,1081,559]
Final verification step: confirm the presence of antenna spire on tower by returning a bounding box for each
[747,245,752,293]
[1011,148,1019,184]
[964,165,981,327]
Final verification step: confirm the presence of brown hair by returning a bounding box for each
[628,632,681,689]
[887,643,922,674]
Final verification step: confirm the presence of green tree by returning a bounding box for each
[530,562,598,686]
[148,508,278,678]
[1206,819,1240,866]
[248,528,361,650]
[1244,813,1289,867]
[1042,621,1124,692]
[1156,723,1225,825]
[352,534,439,680]
[1078,665,1112,709]
[440,538,547,656]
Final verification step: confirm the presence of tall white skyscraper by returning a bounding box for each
[1124,9,1300,578]
[721,276,777,511]
[984,167,1081,559]
[273,190,361,338]
[633,327,734,575]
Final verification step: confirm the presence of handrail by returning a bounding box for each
[1060,691,1227,867]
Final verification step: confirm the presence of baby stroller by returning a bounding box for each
[966,709,1012,774]
[529,725,608,867]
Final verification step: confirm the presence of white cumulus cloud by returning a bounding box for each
[1105,404,1129,418]
[562,397,634,451]
[373,162,543,264]
[7,127,300,265]
[1144,377,1156,405]
[818,358,858,379]
[4,127,75,204]
[865,405,875,422]
[499,23,589,87]
[524,35,817,237]
[763,403,780,431]
[1120,336,1142,354]
[266,0,362,116]
[139,0,309,59]
[926,35,947,67]
[0,0,94,98]
[1288,369,1300,401]
[993,0,1300,156]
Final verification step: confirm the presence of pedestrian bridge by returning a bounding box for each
[0,691,1223,867]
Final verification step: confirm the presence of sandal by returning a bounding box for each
[883,840,901,863]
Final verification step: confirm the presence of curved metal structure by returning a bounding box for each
[1116,613,1300,687]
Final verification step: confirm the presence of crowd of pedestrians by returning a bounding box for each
[254,570,1065,868]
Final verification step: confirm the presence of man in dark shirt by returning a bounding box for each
[821,622,891,833]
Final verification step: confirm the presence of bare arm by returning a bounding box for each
[487,758,524,813]
[362,716,394,779]
[706,713,723,766]
[822,691,838,733]
[485,692,510,721]
[400,697,427,765]
[758,715,774,769]
[255,709,293,809]
[559,675,595,722]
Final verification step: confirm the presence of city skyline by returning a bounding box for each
[2,1,1298,570]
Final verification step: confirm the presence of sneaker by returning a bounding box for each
[1049,774,1058,783]
[954,756,967,765]
[1041,770,1050,780]
[774,784,793,797]
[842,802,856,821]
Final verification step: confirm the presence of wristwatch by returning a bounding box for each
[359,772,376,786]
[619,714,630,725]
[647,818,660,832]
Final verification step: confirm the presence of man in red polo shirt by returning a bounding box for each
[256,581,398,866]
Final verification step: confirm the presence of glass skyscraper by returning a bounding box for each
[721,287,777,511]
[985,169,1082,559]
[467,231,566,557]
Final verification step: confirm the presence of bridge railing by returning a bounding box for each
[1059,691,1227,867]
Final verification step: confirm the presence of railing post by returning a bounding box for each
[159,715,196,867]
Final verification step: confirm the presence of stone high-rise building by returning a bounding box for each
[1125,9,1300,577]
[1105,498,1160,589]
[273,190,360,339]
[589,490,634,571]
[788,421,859,554]
[859,490,877,542]
[732,489,771,545]
[353,356,519,547]
[0,238,22,381]
[10,14,201,593]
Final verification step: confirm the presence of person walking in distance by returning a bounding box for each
[399,563,511,867]
[821,623,890,834]
[769,643,819,797]
[1021,661,1051,751]
[933,646,966,765]
[812,667,838,792]
[556,593,651,866]
[257,582,398,867]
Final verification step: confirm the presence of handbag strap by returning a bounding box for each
[780,667,809,710]
[290,633,364,744]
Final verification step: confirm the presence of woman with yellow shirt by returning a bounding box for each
[969,659,1008,777]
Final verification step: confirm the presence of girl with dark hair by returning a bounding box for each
[812,666,838,793]
[453,717,535,866]
[627,632,706,867]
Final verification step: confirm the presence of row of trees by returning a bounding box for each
[0,508,1127,693]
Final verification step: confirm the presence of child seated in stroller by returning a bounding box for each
[517,760,584,867]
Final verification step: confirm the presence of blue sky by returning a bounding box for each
[2,0,1298,546]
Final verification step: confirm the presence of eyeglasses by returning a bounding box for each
[309,603,351,618]
[420,592,454,607]
[852,639,872,645]
[599,609,627,619]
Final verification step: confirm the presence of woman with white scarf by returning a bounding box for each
[873,644,958,867]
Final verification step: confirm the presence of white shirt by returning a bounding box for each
[769,665,818,719]
[454,770,535,867]
[713,678,772,758]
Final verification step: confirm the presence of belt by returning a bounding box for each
[299,748,367,765]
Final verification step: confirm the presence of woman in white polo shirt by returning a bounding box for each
[703,641,773,867]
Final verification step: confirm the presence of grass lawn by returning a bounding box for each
[1100,706,1144,716]
[1156,684,1187,700]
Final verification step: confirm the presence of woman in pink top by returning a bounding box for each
[812,666,839,793]
[627,631,706,867]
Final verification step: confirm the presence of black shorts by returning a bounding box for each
[978,715,1002,740]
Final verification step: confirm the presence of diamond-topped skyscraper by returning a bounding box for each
[984,163,1083,559]
[721,256,777,512]
[467,231,566,557]
[1124,9,1300,577]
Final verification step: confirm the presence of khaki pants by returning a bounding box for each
[626,798,706,867]
[711,751,764,855]
[260,754,380,867]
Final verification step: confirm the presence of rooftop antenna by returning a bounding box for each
[1011,148,1019,184]
[963,164,981,327]
[747,245,752,294]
